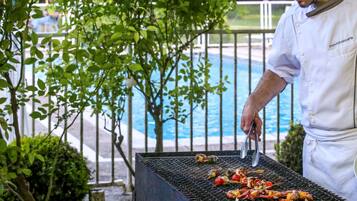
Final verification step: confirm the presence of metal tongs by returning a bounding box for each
[240,122,260,167]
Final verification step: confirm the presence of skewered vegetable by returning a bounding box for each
[226,188,313,201]
[207,168,221,179]
[214,176,230,186]
[195,154,218,164]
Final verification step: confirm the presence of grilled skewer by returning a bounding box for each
[195,154,218,164]
[226,188,313,201]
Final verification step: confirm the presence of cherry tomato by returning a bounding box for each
[214,177,225,186]
[265,181,273,187]
[231,174,241,182]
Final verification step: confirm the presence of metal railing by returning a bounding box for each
[17,28,300,192]
[236,1,294,29]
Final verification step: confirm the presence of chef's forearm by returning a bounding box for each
[246,70,287,112]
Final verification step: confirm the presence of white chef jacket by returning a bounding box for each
[267,1,357,200]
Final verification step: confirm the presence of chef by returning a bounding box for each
[240,0,357,200]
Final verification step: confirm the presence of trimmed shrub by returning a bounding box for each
[275,123,305,175]
[3,135,90,201]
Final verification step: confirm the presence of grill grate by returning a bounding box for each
[137,151,344,201]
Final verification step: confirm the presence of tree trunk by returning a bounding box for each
[15,175,36,201]
[7,73,36,201]
[154,116,163,152]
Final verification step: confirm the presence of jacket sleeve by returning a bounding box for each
[267,10,301,84]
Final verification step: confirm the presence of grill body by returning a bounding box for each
[135,151,345,201]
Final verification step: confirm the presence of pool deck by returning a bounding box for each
[198,45,272,63]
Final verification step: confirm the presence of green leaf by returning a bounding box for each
[129,63,142,72]
[30,46,36,57]
[0,117,8,131]
[8,172,17,179]
[7,147,17,163]
[8,56,20,64]
[52,39,60,48]
[30,111,41,119]
[0,139,6,153]
[41,36,52,45]
[66,64,77,73]
[26,86,37,92]
[133,32,140,43]
[63,52,70,63]
[140,30,147,39]
[35,48,44,59]
[31,32,38,45]
[0,79,8,89]
[25,57,36,65]
[21,168,32,176]
[32,8,43,18]
[37,79,46,90]
[35,154,45,162]
[88,65,100,72]
[147,26,157,31]
[38,90,45,96]
[28,153,35,165]
[1,39,10,49]
[69,94,77,102]
[0,97,6,104]
[128,26,136,32]
[110,32,122,41]
[0,63,16,72]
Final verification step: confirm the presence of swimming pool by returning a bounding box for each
[124,54,300,140]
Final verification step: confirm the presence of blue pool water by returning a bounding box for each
[124,54,301,140]
[27,54,301,139]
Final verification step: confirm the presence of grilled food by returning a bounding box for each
[195,154,218,164]
[226,188,313,201]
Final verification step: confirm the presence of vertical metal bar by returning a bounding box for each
[145,53,148,153]
[190,39,194,152]
[262,33,266,154]
[111,94,115,183]
[234,33,238,150]
[32,63,35,137]
[79,32,83,154]
[248,33,252,150]
[127,85,133,191]
[144,83,148,153]
[277,94,281,149]
[219,31,223,151]
[204,33,208,151]
[21,42,25,136]
[291,84,294,123]
[175,53,179,152]
[95,93,99,184]
[48,41,52,134]
[80,112,83,154]
[248,33,252,95]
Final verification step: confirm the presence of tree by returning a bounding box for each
[57,0,135,175]
[0,0,45,200]
[0,0,114,200]
[123,0,235,152]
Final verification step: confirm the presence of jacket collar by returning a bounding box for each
[306,0,343,17]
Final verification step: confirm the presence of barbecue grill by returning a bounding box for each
[135,150,345,201]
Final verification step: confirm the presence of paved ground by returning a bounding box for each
[84,186,132,201]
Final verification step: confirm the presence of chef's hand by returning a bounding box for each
[241,103,262,141]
